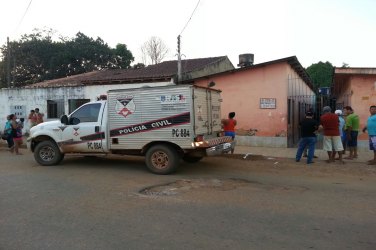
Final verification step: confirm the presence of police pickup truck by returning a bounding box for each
[27,85,234,174]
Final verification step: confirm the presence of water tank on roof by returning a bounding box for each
[238,54,254,67]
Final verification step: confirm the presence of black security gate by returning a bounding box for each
[287,75,317,147]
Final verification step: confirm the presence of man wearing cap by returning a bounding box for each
[334,109,346,158]
[320,106,344,163]
[296,110,319,164]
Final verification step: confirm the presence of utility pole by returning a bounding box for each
[7,37,11,88]
[177,35,181,84]
[13,51,16,86]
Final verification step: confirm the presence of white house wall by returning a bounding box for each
[0,81,173,134]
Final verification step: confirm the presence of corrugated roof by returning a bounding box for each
[26,56,228,88]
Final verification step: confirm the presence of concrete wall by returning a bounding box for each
[195,63,288,135]
[194,62,313,147]
[181,58,235,82]
[0,81,173,134]
[349,75,376,140]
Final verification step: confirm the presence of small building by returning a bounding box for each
[191,55,315,148]
[332,67,376,149]
[0,57,234,133]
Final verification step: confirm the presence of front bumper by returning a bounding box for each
[206,141,236,156]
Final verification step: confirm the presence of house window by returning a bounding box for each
[47,99,64,119]
[68,99,90,114]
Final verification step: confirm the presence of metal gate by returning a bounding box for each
[287,75,317,147]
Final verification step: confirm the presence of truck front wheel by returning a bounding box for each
[145,145,179,174]
[34,140,64,166]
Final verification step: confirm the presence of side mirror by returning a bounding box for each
[60,115,68,125]
[69,117,80,125]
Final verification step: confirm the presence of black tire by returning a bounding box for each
[145,145,179,174]
[182,155,203,163]
[34,140,64,166]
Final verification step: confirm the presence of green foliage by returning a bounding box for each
[0,30,134,87]
[306,61,334,89]
[132,63,146,69]
[113,44,134,69]
[0,60,5,87]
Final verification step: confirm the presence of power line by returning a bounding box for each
[15,0,33,33]
[179,0,201,36]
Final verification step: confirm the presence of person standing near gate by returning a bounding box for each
[362,105,376,165]
[333,109,346,160]
[344,106,360,160]
[320,106,344,163]
[296,110,319,164]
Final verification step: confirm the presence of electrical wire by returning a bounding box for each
[179,0,201,36]
[15,0,33,32]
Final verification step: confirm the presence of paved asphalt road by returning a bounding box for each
[1,148,376,250]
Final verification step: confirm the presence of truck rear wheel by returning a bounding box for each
[34,140,64,166]
[145,145,179,174]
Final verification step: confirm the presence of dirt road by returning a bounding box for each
[1,149,375,249]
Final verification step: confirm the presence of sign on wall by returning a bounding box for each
[260,98,276,109]
[10,105,26,119]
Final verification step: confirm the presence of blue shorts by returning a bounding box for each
[224,131,235,139]
[347,131,358,147]
[370,136,376,151]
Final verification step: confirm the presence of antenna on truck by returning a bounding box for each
[177,35,182,83]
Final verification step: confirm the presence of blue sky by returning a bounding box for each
[1,0,375,68]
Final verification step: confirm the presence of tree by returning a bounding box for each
[113,44,134,69]
[0,29,134,87]
[141,36,169,65]
[132,63,146,69]
[0,60,4,86]
[305,61,334,89]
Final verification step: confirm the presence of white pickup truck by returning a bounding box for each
[27,85,235,174]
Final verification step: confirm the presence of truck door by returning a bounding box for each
[193,88,223,135]
[61,102,106,153]
[193,88,210,135]
[210,90,222,132]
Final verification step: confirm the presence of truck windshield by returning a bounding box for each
[70,103,101,123]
